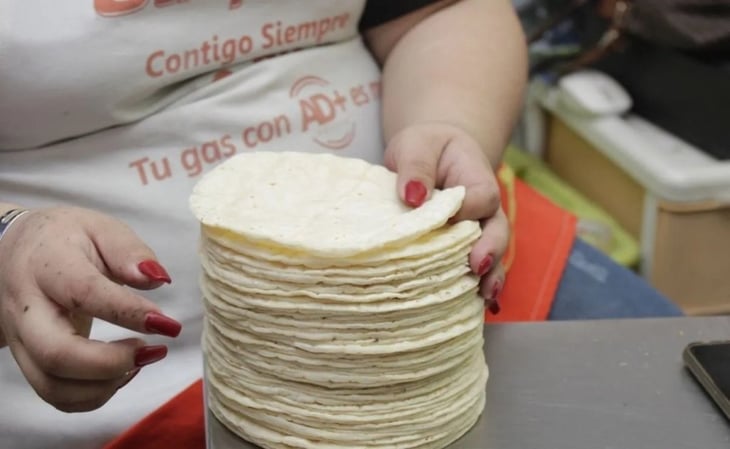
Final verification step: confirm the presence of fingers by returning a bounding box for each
[36,255,181,337]
[469,209,509,313]
[385,124,510,316]
[468,208,510,275]
[9,342,143,413]
[16,294,166,380]
[385,124,501,222]
[0,206,177,412]
[384,127,443,207]
[439,134,501,222]
[6,294,163,412]
[480,263,505,315]
[84,213,172,289]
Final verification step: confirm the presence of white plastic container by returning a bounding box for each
[531,79,730,314]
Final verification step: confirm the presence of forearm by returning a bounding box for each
[370,0,528,168]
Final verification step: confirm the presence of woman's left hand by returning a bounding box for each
[385,122,508,313]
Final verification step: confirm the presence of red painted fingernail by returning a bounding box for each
[485,280,502,315]
[145,312,182,337]
[488,299,501,315]
[491,280,503,300]
[405,180,428,207]
[117,368,141,390]
[138,260,172,284]
[477,254,494,277]
[134,345,168,367]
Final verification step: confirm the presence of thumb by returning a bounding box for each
[82,211,172,290]
[384,128,443,208]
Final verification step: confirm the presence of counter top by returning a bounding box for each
[207,317,730,449]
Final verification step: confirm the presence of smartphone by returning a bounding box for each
[683,340,730,421]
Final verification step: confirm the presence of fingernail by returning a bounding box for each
[145,312,182,337]
[485,280,502,315]
[477,254,494,277]
[405,180,428,207]
[134,345,168,367]
[138,260,172,284]
[488,299,501,315]
[491,280,503,301]
[117,368,141,390]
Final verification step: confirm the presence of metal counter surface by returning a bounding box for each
[207,317,730,449]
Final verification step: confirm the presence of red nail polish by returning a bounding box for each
[488,300,501,315]
[491,280,503,300]
[405,180,428,207]
[145,312,182,337]
[138,260,171,284]
[134,345,167,367]
[477,254,494,277]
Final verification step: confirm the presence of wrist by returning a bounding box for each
[0,208,30,244]
[420,120,507,169]
[390,121,504,169]
[0,203,23,349]
[0,203,22,216]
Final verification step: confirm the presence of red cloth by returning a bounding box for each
[486,177,577,323]
[102,180,576,449]
[103,380,206,449]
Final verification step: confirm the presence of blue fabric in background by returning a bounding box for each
[549,239,685,320]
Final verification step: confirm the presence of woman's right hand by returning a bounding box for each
[0,206,181,412]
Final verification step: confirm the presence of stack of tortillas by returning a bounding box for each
[190,152,488,449]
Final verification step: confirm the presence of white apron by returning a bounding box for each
[0,2,384,447]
